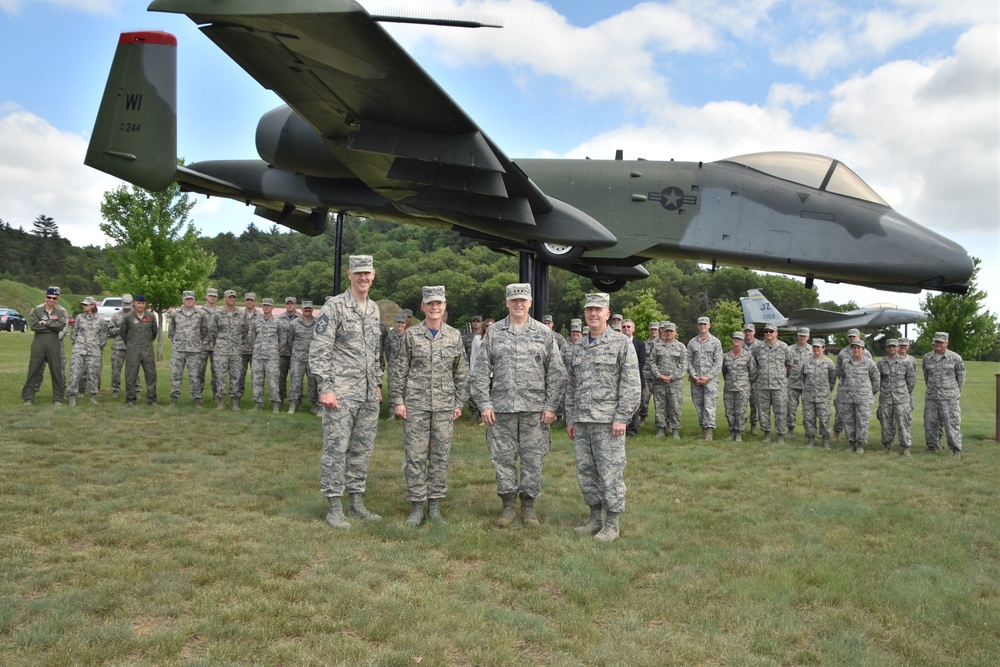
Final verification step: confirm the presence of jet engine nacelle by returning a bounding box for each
[255,106,354,179]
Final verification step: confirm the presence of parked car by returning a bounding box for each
[0,308,28,332]
[97,297,124,321]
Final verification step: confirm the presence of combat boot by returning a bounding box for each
[68,395,76,406]
[311,404,321,415]
[272,402,280,414]
[112,390,119,399]
[324,497,350,530]
[805,437,815,448]
[822,436,831,450]
[194,399,202,408]
[496,493,517,528]
[520,494,540,527]
[734,432,743,442]
[90,394,99,405]
[428,498,447,525]
[902,448,911,457]
[704,428,713,441]
[672,429,681,440]
[405,501,424,528]
[849,441,856,452]
[594,512,620,543]
[170,397,178,407]
[856,445,865,454]
[216,398,226,411]
[573,505,603,535]
[749,425,759,436]
[348,493,382,521]
[776,435,785,445]
[287,401,297,415]
[763,431,772,443]
[231,398,240,411]
[251,402,262,412]
[788,426,795,437]
[656,427,665,438]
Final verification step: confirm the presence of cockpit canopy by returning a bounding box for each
[720,152,889,207]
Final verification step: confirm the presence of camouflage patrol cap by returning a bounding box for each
[261,298,274,306]
[348,254,374,273]
[569,318,582,332]
[847,328,861,337]
[885,339,899,347]
[182,290,195,300]
[81,296,97,306]
[285,296,297,304]
[611,313,623,321]
[505,283,531,300]
[121,293,133,305]
[850,338,865,348]
[732,331,744,340]
[933,331,949,343]
[763,324,777,332]
[649,322,659,330]
[224,290,237,298]
[584,292,610,309]
[206,288,218,297]
[542,314,553,323]
[422,285,446,303]
[301,301,313,309]
[797,327,810,336]
[471,314,483,322]
[812,338,826,347]
[743,322,756,331]
[661,321,677,331]
[401,308,413,318]
[395,313,407,323]
[898,338,910,346]
[697,316,710,325]
[244,293,256,301]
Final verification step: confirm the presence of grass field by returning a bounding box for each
[1,331,998,666]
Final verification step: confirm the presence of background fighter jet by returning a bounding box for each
[84,0,974,317]
[740,288,929,335]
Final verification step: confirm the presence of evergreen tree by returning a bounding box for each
[31,214,59,238]
[917,258,997,359]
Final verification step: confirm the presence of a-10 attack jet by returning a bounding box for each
[740,288,929,335]
[85,0,974,297]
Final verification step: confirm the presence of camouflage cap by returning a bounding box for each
[121,293,133,304]
[285,296,297,304]
[812,338,826,347]
[885,339,899,347]
[697,316,710,325]
[649,322,660,330]
[797,327,810,336]
[569,318,582,332]
[471,314,483,322]
[182,290,195,300]
[301,300,313,309]
[206,288,218,297]
[763,324,777,332]
[847,328,861,337]
[395,313,407,323]
[850,338,865,348]
[584,292,610,309]
[261,298,275,306]
[611,312,623,321]
[542,314,553,323]
[898,338,910,346]
[81,296,97,306]
[348,254,374,273]
[401,308,413,317]
[732,331,744,340]
[505,283,531,300]
[223,290,237,298]
[662,321,677,331]
[422,285,446,303]
[46,286,60,296]
[743,322,756,331]
[244,292,256,301]
[933,331,949,343]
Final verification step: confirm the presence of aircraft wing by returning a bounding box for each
[785,308,871,326]
[149,0,579,234]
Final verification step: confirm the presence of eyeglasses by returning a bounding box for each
[45,296,58,300]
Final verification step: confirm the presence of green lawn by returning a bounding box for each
[1,331,998,666]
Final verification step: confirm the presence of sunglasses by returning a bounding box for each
[45,296,58,300]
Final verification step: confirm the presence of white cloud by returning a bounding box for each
[1,0,123,16]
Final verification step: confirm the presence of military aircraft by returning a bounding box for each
[740,288,929,335]
[85,0,974,318]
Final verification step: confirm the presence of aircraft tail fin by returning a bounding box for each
[742,289,787,325]
[85,31,178,191]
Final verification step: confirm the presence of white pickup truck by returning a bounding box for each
[96,297,126,321]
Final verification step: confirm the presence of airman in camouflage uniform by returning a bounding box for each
[786,327,812,436]
[22,287,68,404]
[169,291,208,407]
[799,339,836,448]
[638,322,659,426]
[922,332,965,457]
[897,338,917,409]
[687,317,723,440]
[67,297,108,405]
[384,313,407,420]
[277,296,299,403]
[391,286,470,527]
[833,328,872,440]
[722,331,756,441]
[107,294,133,399]
[469,283,566,528]
[543,314,566,353]
[120,294,158,406]
[461,314,485,422]
[249,298,286,413]
[753,324,793,443]
[310,255,384,530]
[564,293,640,543]
[877,339,916,455]
[286,301,318,415]
[838,339,879,453]
[650,321,687,438]
[237,293,258,401]
[196,288,220,401]
[208,289,248,410]
[742,324,763,434]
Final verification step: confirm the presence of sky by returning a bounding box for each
[1,0,997,317]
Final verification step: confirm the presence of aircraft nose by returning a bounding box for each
[883,211,975,294]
